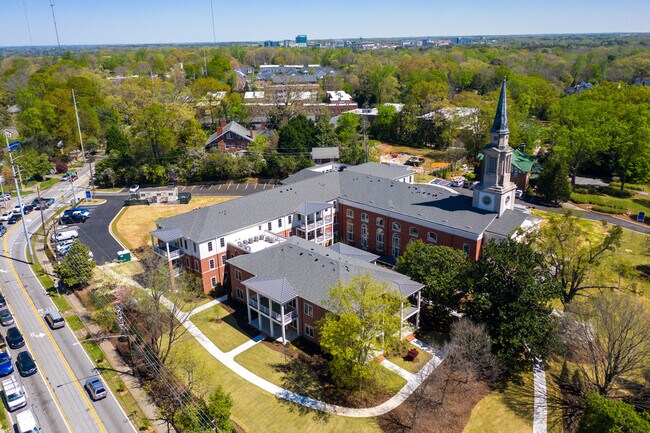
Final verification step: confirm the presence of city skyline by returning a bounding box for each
[2,0,649,47]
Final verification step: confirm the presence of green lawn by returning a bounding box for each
[171,337,382,433]
[29,237,72,313]
[191,305,254,352]
[66,314,85,332]
[110,260,144,280]
[463,374,534,433]
[39,177,59,191]
[384,342,433,374]
[571,192,650,214]
[414,172,435,184]
[234,343,289,387]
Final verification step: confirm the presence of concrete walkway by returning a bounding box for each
[226,334,265,358]
[533,359,548,433]
[380,359,416,381]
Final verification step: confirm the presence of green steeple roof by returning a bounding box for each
[490,78,509,134]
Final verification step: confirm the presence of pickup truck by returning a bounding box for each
[2,376,27,411]
[15,408,39,433]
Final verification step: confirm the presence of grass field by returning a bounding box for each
[66,314,85,332]
[114,196,238,251]
[414,172,435,184]
[171,337,382,433]
[191,305,254,352]
[384,341,434,374]
[571,192,650,214]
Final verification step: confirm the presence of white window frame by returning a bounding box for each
[193,260,199,271]
[268,222,272,231]
[305,324,314,338]
[209,259,215,270]
[392,222,401,232]
[463,243,470,256]
[235,269,242,281]
[376,217,384,227]
[304,303,313,318]
[360,213,369,222]
[236,288,244,299]
[376,229,384,252]
[361,224,368,249]
[427,232,437,243]
[221,255,226,265]
[392,233,400,258]
[346,209,354,218]
[220,237,225,248]
[347,220,354,242]
[208,241,213,252]
[409,227,419,237]
[278,218,283,228]
[211,276,217,287]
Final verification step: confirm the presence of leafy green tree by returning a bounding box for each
[578,392,650,433]
[464,238,561,375]
[397,241,469,330]
[206,53,232,81]
[319,273,405,390]
[177,386,234,433]
[277,115,315,155]
[394,104,419,145]
[18,148,52,181]
[105,124,130,155]
[370,104,397,142]
[536,154,572,205]
[535,212,622,305]
[313,117,339,148]
[55,242,95,288]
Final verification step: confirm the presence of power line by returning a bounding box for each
[209,0,216,45]
[22,0,33,46]
[49,0,61,52]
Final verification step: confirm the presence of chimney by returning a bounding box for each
[519,143,526,152]
[220,119,227,127]
[249,128,254,139]
[216,126,223,135]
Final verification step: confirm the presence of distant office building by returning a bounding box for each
[455,37,474,45]
[264,40,280,47]
[295,35,308,47]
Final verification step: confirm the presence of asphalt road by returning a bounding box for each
[0,168,136,433]
[70,195,125,265]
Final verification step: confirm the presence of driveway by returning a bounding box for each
[71,194,125,265]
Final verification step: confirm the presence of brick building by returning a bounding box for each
[205,120,255,153]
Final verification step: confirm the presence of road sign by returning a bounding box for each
[638,211,646,223]
[85,190,92,201]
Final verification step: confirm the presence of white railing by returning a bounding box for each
[259,305,270,315]
[153,245,184,259]
[248,299,258,309]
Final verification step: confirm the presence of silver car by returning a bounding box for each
[85,377,107,401]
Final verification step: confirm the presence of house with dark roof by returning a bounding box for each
[205,120,255,153]
[228,237,422,343]
[511,147,539,191]
[150,81,537,330]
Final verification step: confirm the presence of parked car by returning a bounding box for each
[1,193,10,201]
[60,214,87,225]
[129,184,140,193]
[6,327,24,349]
[0,225,6,237]
[0,352,13,376]
[85,377,107,401]
[8,214,21,224]
[70,207,90,217]
[22,205,33,215]
[57,245,72,257]
[11,204,24,215]
[52,229,78,243]
[56,240,75,252]
[515,189,524,199]
[44,197,55,207]
[0,310,13,326]
[61,173,71,181]
[2,375,27,411]
[15,408,39,433]
[16,351,37,377]
[0,293,5,308]
[451,178,465,187]
[44,311,65,330]
[0,212,11,222]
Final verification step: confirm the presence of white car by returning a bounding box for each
[12,204,25,215]
[1,193,10,201]
[129,185,140,193]
[2,376,27,411]
[56,240,75,252]
[0,212,11,222]
[451,179,465,187]
[515,189,524,199]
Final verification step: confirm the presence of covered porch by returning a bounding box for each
[150,227,185,276]
[396,281,423,338]
[293,201,335,247]
[243,275,300,344]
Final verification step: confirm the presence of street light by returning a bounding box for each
[2,135,34,263]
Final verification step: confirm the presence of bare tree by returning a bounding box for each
[567,292,650,397]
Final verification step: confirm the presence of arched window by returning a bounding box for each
[361,224,368,249]
[347,220,354,242]
[376,229,384,252]
[376,217,384,227]
[392,222,401,232]
[392,233,400,258]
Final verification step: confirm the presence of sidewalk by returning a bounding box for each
[34,242,170,433]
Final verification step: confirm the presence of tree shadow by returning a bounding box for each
[274,354,331,422]
[631,197,650,209]
[496,377,535,423]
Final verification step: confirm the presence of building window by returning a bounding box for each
[506,156,511,173]
[208,241,213,252]
[211,276,217,287]
[183,239,188,250]
[361,224,368,249]
[235,269,242,281]
[361,213,369,222]
[305,324,314,338]
[221,255,226,265]
[392,234,401,258]
[304,303,313,317]
[488,157,497,174]
[376,217,384,227]
[463,244,470,256]
[220,238,225,248]
[392,222,401,232]
[376,229,384,252]
[236,288,244,299]
[287,299,296,309]
[209,259,215,270]
[277,218,283,228]
[347,220,354,241]
[427,232,437,243]
[185,256,191,266]
[346,209,354,218]
[193,242,197,253]
[193,260,199,271]
[409,227,419,237]
[226,132,233,139]
[268,222,272,231]
[288,215,292,224]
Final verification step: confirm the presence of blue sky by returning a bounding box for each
[1,0,649,47]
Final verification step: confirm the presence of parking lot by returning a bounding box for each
[176,180,277,195]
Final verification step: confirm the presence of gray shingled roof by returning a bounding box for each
[228,237,423,309]
[205,121,253,147]
[484,209,531,238]
[157,172,342,242]
[490,79,509,134]
[346,162,412,179]
[281,168,325,185]
[150,227,183,243]
[294,202,332,215]
[243,276,299,303]
[311,147,340,160]
[328,243,380,263]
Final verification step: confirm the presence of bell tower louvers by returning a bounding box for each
[472,78,517,217]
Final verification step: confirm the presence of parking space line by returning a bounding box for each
[218,184,223,190]
[263,183,266,189]
[209,185,214,190]
[199,185,204,190]
[235,183,240,190]
[244,183,248,190]
[191,186,196,191]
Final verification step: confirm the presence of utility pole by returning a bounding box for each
[4,135,34,263]
[210,0,216,44]
[72,89,86,164]
[36,185,46,238]
[0,176,6,208]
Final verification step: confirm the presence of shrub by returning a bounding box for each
[465,172,476,181]
[55,161,68,174]
[599,186,634,198]
[404,348,419,361]
[592,205,625,214]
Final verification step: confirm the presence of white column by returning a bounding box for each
[151,235,155,252]
[246,286,251,324]
[280,303,286,343]
[165,242,171,261]
[399,301,404,339]
[416,291,421,330]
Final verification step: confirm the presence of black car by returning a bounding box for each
[0,225,6,237]
[22,205,33,215]
[16,351,37,377]
[7,214,21,224]
[60,214,87,224]
[6,327,24,349]
[0,293,5,308]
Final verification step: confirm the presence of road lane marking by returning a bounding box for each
[4,225,109,433]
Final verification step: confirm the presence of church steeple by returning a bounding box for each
[490,78,509,134]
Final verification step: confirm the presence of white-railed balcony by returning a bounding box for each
[248,298,258,309]
[271,309,297,324]
[153,244,184,260]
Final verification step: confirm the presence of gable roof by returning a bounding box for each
[205,121,253,147]
[511,148,538,173]
[243,276,299,304]
[328,243,380,263]
[229,237,423,309]
[311,147,340,160]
